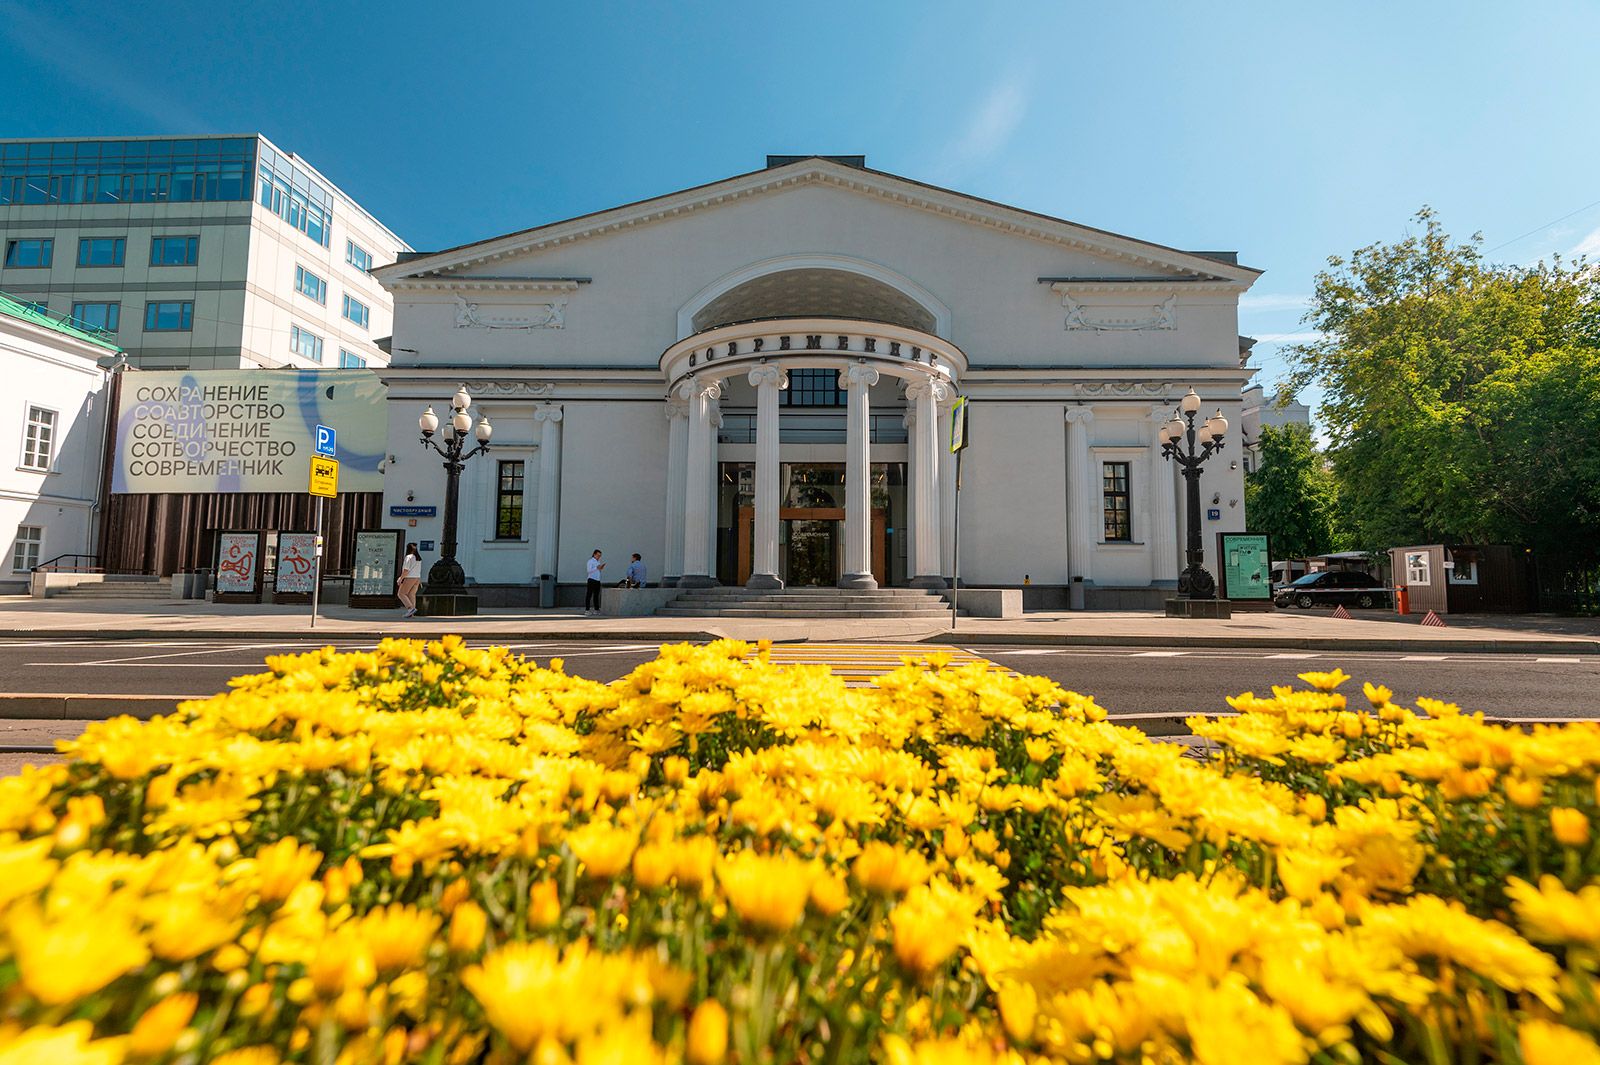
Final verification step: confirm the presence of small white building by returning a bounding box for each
[0,292,117,593]
[375,156,1260,606]
[1240,383,1313,472]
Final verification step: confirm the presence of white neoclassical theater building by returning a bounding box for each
[374,155,1260,608]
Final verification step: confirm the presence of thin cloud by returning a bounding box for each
[1252,331,1325,344]
[1239,293,1312,313]
[0,5,210,132]
[934,72,1031,180]
[1572,224,1600,259]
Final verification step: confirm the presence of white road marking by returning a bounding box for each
[1401,655,1448,661]
[1132,651,1189,657]
[1536,657,1583,664]
[1266,653,1320,659]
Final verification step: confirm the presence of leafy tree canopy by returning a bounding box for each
[1245,423,1344,560]
[1284,208,1600,576]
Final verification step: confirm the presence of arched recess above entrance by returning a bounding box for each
[677,254,953,340]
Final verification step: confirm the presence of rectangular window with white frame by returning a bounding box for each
[1102,461,1132,542]
[294,265,327,304]
[290,324,323,363]
[338,349,366,368]
[341,294,369,329]
[11,526,42,573]
[345,240,372,272]
[21,405,56,470]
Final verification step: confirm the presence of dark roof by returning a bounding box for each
[766,154,866,169]
[385,157,1263,279]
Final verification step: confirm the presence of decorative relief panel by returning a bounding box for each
[453,295,566,330]
[459,380,556,397]
[1055,287,1178,331]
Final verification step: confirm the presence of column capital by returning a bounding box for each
[1149,402,1176,421]
[534,404,564,424]
[676,376,722,403]
[1065,405,1095,426]
[665,398,689,420]
[904,378,951,404]
[747,365,788,390]
[839,364,880,390]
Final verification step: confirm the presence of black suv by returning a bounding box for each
[1274,570,1391,609]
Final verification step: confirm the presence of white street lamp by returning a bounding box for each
[418,406,438,436]
[1180,387,1202,415]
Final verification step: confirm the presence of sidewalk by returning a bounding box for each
[1,597,1597,653]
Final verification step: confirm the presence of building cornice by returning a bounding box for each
[375,160,1262,286]
[387,278,587,293]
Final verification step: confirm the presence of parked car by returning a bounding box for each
[1274,570,1392,609]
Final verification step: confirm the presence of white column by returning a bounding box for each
[905,378,949,588]
[839,364,880,589]
[746,366,786,588]
[1065,406,1096,585]
[662,395,689,585]
[533,404,563,583]
[1149,404,1179,585]
[939,399,957,581]
[680,378,721,587]
[903,404,919,586]
[707,401,722,577]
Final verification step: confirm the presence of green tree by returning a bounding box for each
[1284,208,1600,588]
[1245,423,1344,559]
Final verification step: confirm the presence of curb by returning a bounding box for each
[0,627,1593,654]
[0,694,197,720]
[936,632,1600,655]
[0,629,728,644]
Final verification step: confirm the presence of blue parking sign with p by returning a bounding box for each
[315,425,336,458]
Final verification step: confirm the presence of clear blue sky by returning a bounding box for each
[5,0,1598,409]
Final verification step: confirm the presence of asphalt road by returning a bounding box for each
[0,638,1596,719]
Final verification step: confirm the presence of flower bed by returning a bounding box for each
[2,638,1599,1064]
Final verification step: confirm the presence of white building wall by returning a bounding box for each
[379,161,1257,598]
[389,182,1241,374]
[0,313,111,592]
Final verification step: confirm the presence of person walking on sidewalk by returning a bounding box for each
[398,543,423,617]
[585,549,605,614]
[624,553,647,588]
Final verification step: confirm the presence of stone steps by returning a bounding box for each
[659,586,957,619]
[52,578,170,600]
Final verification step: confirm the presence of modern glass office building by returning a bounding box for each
[0,134,409,370]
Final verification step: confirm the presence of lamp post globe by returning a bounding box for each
[416,389,492,614]
[1160,387,1226,601]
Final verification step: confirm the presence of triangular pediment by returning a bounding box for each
[376,158,1260,287]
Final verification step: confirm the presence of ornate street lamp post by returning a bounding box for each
[1158,387,1228,605]
[417,386,492,615]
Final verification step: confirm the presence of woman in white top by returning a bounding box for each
[398,543,423,617]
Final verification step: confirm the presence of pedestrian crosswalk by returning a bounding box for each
[746,642,1007,687]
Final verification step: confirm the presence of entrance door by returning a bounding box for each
[737,506,888,586]
[784,518,838,587]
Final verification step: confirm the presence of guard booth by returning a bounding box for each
[1387,544,1533,615]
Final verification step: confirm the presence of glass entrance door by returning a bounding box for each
[782,518,839,587]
